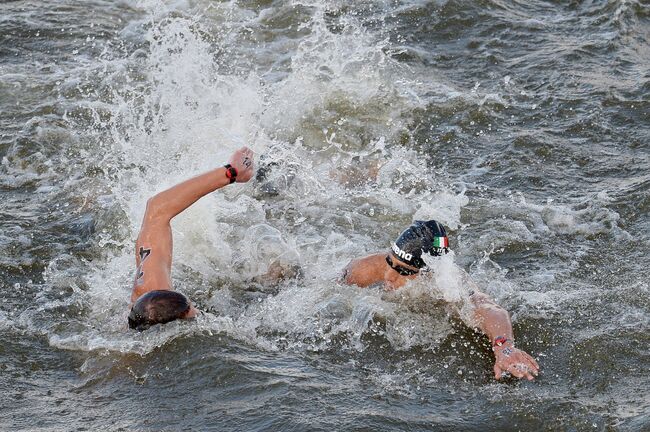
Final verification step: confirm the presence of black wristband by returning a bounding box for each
[224,164,237,184]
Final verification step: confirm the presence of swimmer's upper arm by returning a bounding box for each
[341,254,384,288]
[130,198,174,303]
[459,275,505,327]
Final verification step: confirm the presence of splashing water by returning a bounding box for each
[2,0,648,430]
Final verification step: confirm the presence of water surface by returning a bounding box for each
[1,0,649,430]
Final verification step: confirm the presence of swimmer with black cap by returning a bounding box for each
[128,146,254,331]
[342,220,540,381]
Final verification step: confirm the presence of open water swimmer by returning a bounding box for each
[343,220,540,381]
[128,146,254,330]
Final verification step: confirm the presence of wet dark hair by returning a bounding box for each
[128,290,191,331]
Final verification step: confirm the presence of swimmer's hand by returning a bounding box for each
[228,146,255,183]
[493,343,540,381]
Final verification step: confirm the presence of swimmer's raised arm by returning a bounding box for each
[144,146,254,223]
[128,146,254,330]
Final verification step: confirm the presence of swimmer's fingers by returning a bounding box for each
[494,348,539,381]
[242,147,255,172]
[522,354,539,375]
[515,360,536,380]
[514,350,539,376]
[228,146,255,183]
[498,358,527,380]
[494,363,504,380]
[506,363,527,380]
[509,352,539,381]
[512,361,537,381]
[242,146,253,164]
[524,351,540,371]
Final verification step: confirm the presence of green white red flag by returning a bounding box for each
[433,236,448,248]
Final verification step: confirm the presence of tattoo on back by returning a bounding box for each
[135,246,152,286]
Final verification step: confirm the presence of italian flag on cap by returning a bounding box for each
[433,236,448,248]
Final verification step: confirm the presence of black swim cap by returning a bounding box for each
[389,220,449,268]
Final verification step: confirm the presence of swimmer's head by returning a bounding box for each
[389,220,449,269]
[128,290,193,331]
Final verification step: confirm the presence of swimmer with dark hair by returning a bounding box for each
[128,146,255,331]
[342,220,540,381]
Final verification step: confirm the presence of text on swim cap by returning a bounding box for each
[391,243,413,262]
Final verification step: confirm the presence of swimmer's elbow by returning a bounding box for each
[470,291,505,314]
[469,290,491,305]
[145,196,161,214]
[342,272,355,286]
[145,195,171,222]
[341,260,365,287]
[340,262,354,285]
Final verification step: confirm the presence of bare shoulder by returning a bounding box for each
[342,253,385,288]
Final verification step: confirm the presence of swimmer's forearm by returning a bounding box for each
[146,167,231,222]
[472,294,539,380]
[472,296,514,344]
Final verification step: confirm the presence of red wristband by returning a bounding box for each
[224,164,237,183]
[493,336,511,347]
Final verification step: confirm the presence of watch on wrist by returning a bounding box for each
[224,164,237,184]
[493,336,511,348]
